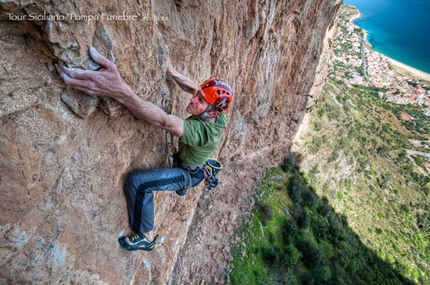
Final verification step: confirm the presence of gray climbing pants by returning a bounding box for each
[124,166,204,234]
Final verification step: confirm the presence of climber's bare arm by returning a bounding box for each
[165,50,198,95]
[55,47,184,137]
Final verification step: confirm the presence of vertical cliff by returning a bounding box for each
[0,0,340,284]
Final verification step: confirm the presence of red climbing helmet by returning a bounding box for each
[199,78,234,112]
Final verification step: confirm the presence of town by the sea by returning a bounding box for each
[343,0,430,75]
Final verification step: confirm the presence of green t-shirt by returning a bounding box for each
[178,112,227,164]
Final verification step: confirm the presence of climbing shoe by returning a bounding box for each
[118,233,158,251]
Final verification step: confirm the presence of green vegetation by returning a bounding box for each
[227,97,429,285]
[228,163,415,284]
[287,76,429,283]
[227,5,429,284]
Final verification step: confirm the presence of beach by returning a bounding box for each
[334,5,430,116]
[385,56,430,82]
[344,0,430,76]
[346,6,430,82]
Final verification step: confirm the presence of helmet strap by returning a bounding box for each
[195,105,216,120]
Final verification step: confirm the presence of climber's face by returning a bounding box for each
[186,91,210,116]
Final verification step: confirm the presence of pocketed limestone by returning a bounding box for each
[0,0,340,283]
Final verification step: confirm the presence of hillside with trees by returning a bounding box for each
[227,5,430,285]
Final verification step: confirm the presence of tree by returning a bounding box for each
[288,175,304,204]
[295,238,323,268]
[282,219,298,244]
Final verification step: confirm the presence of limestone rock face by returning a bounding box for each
[0,0,340,284]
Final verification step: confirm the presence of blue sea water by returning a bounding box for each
[343,0,430,75]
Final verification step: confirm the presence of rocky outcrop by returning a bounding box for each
[0,0,340,284]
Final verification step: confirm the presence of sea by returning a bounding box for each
[343,0,430,75]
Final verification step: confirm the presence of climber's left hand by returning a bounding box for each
[55,47,133,99]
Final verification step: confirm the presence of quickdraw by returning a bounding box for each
[161,92,177,167]
[203,159,223,190]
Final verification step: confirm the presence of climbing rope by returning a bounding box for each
[161,92,177,167]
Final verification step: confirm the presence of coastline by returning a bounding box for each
[384,56,430,82]
[347,5,430,82]
[349,11,361,22]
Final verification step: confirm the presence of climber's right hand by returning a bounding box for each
[55,47,134,99]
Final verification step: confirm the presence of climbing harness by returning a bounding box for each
[202,158,223,190]
[179,157,223,190]
[161,92,177,167]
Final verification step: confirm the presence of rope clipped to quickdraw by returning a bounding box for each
[203,158,223,190]
[161,92,177,167]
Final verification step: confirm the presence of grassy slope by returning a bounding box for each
[228,5,429,285]
[299,78,430,282]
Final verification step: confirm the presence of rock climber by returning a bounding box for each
[55,47,234,251]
